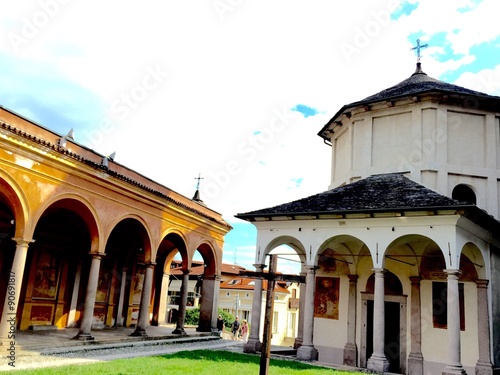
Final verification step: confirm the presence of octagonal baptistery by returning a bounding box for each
[318,62,500,220]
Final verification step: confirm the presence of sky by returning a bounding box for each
[1,0,500,274]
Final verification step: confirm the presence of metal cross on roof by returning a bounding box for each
[194,173,204,190]
[410,38,429,62]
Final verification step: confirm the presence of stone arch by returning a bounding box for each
[460,241,485,279]
[383,234,438,277]
[365,271,403,295]
[18,198,96,329]
[262,235,307,268]
[316,234,369,275]
[195,241,218,275]
[102,217,153,327]
[0,176,30,315]
[0,173,29,238]
[151,231,188,326]
[452,183,477,205]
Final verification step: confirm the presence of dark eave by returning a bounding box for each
[235,173,500,233]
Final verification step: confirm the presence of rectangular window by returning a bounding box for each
[432,281,465,330]
[272,312,278,333]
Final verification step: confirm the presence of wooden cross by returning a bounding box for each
[239,255,305,375]
[194,173,204,190]
[410,38,428,62]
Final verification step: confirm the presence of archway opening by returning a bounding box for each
[20,208,91,329]
[452,184,476,204]
[103,218,150,328]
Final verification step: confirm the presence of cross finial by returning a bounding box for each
[410,39,429,62]
[194,173,204,190]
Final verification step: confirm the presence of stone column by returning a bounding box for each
[442,269,466,375]
[131,262,155,336]
[367,268,390,372]
[297,266,319,361]
[408,276,423,375]
[66,262,82,328]
[115,267,128,327]
[173,269,190,335]
[293,273,306,349]
[156,272,170,326]
[343,274,358,366]
[244,264,265,353]
[0,238,33,342]
[198,274,216,332]
[210,275,221,334]
[475,279,493,375]
[74,252,103,340]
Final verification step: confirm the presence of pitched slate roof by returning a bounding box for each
[318,63,500,140]
[236,173,470,219]
[359,63,489,103]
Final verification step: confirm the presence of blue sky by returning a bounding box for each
[1,0,499,274]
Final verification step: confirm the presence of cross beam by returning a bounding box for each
[239,255,305,375]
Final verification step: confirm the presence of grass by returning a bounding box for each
[6,350,369,375]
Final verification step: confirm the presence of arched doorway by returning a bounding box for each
[19,207,91,329]
[101,218,151,328]
[151,232,187,326]
[0,200,16,317]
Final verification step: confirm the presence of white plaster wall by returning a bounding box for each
[447,112,486,169]
[313,276,348,349]
[420,280,479,368]
[372,112,413,169]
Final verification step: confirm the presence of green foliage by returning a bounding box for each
[218,309,235,329]
[184,307,200,325]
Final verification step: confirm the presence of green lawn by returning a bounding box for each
[6,350,368,375]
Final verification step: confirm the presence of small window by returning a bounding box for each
[272,312,278,333]
[432,281,465,330]
[452,184,476,205]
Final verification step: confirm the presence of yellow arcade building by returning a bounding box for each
[0,106,231,341]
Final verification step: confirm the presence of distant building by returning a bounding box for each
[168,260,300,346]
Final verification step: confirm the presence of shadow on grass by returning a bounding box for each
[161,350,329,371]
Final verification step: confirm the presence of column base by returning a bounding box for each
[442,363,467,375]
[243,338,261,354]
[73,332,95,341]
[172,327,187,335]
[343,342,358,367]
[130,328,147,337]
[475,361,494,375]
[293,337,303,349]
[407,352,424,375]
[367,353,390,373]
[296,345,318,361]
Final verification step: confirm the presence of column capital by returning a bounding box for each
[443,269,461,278]
[371,268,385,275]
[348,274,359,282]
[305,265,319,272]
[146,262,156,268]
[11,237,34,246]
[88,252,105,260]
[409,276,421,285]
[253,264,266,272]
[475,279,489,288]
[182,269,191,276]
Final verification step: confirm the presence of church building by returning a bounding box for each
[0,106,231,342]
[236,61,500,375]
